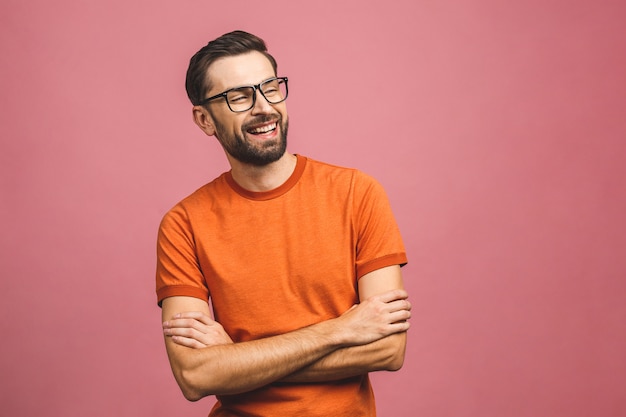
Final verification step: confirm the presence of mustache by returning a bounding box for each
[242,114,281,129]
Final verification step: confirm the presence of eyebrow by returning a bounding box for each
[221,76,278,91]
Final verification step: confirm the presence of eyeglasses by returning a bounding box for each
[199,77,289,113]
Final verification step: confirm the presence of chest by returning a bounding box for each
[192,190,359,340]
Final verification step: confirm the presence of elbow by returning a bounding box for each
[385,349,405,371]
[171,355,241,399]
[175,362,238,400]
[182,388,203,402]
[175,367,211,402]
[382,332,407,372]
[180,383,204,402]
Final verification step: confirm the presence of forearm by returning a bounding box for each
[162,287,410,400]
[281,265,410,383]
[281,332,407,383]
[167,320,344,399]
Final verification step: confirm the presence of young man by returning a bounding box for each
[157,30,411,417]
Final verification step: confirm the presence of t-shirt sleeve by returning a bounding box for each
[155,204,209,307]
[352,171,408,278]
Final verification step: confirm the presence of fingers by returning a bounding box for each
[343,292,411,322]
[163,312,211,341]
[387,307,411,324]
[386,298,412,314]
[383,297,411,332]
[163,321,207,339]
[170,335,207,349]
[376,298,411,332]
[371,289,409,304]
[361,291,411,318]
[162,312,216,332]
[163,311,234,348]
[388,320,411,333]
[334,289,412,346]
[365,292,412,332]
[169,311,216,326]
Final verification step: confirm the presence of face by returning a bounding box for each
[199,51,289,166]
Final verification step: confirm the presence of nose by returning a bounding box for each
[250,89,274,114]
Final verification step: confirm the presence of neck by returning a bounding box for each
[227,152,297,192]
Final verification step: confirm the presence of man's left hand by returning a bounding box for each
[163,312,233,349]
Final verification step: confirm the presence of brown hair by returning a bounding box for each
[185,30,278,105]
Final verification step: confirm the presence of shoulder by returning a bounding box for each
[159,173,229,227]
[302,156,379,187]
[299,157,387,205]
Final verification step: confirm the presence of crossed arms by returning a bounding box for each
[161,265,411,401]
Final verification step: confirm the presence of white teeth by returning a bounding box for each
[250,123,277,134]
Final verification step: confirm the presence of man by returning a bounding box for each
[156,30,411,417]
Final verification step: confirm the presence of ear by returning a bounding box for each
[192,105,216,136]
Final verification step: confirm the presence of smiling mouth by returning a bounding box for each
[247,122,277,135]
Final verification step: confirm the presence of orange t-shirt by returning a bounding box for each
[156,155,407,417]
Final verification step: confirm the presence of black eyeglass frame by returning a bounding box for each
[198,76,289,112]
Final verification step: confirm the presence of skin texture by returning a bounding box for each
[162,267,410,399]
[162,51,411,401]
[191,51,293,192]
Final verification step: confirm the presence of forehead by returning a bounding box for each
[206,51,276,93]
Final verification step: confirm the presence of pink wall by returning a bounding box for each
[1,1,625,416]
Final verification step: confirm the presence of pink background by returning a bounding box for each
[1,1,625,416]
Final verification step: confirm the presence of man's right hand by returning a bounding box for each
[164,289,410,351]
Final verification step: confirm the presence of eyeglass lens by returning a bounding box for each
[226,78,287,112]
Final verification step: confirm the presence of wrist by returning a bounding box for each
[310,316,350,348]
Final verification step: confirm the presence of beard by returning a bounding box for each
[213,113,289,167]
